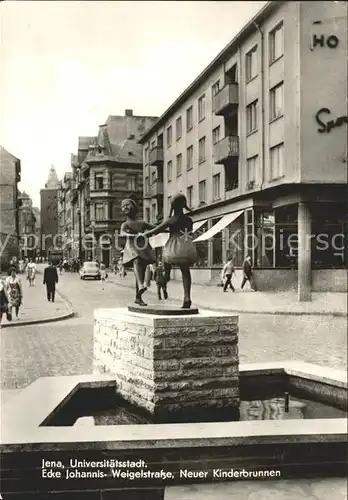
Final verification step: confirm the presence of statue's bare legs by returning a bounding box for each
[133,258,148,306]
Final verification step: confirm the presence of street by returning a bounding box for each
[1,271,346,392]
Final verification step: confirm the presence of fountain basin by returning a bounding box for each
[1,361,346,498]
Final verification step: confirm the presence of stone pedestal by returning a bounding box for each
[93,308,239,423]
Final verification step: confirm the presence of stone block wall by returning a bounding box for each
[93,308,239,422]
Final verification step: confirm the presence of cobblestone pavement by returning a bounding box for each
[0,271,70,326]
[0,271,346,391]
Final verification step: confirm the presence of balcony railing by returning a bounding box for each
[213,136,239,164]
[150,180,164,198]
[214,84,239,116]
[149,146,164,166]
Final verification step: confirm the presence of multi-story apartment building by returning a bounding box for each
[40,166,60,258]
[140,0,347,298]
[0,146,21,269]
[32,207,41,256]
[69,110,158,265]
[18,191,37,259]
[57,172,74,259]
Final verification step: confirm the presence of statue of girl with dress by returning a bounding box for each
[120,195,156,306]
[142,193,197,309]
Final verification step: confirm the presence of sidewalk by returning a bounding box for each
[0,271,74,328]
[107,272,347,316]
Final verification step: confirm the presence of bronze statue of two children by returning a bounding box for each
[120,193,197,309]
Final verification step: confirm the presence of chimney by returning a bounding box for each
[125,109,133,117]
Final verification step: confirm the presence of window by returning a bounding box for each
[212,81,220,98]
[198,94,206,121]
[269,22,284,63]
[270,82,284,120]
[246,100,258,134]
[151,203,156,222]
[167,195,172,214]
[187,186,193,207]
[145,207,150,222]
[246,45,258,81]
[95,173,104,190]
[166,126,172,148]
[144,147,149,165]
[176,154,182,177]
[270,143,284,179]
[186,106,193,131]
[212,81,220,110]
[212,126,220,144]
[247,156,258,185]
[212,174,221,201]
[198,136,206,164]
[199,180,206,203]
[167,160,172,181]
[151,170,156,184]
[176,117,182,140]
[95,203,106,220]
[126,174,137,192]
[187,146,193,170]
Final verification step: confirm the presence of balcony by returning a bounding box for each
[149,146,164,167]
[214,84,239,116]
[213,136,239,164]
[150,180,164,198]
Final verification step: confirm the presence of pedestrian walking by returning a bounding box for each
[0,279,11,325]
[5,268,23,320]
[26,258,36,286]
[241,255,255,291]
[154,261,168,300]
[18,258,25,274]
[43,261,59,302]
[58,259,63,275]
[100,263,108,281]
[222,257,235,292]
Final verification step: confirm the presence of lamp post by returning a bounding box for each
[77,208,82,261]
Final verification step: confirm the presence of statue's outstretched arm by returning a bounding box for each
[143,218,172,238]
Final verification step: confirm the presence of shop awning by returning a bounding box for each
[149,220,208,249]
[193,210,244,242]
[192,219,208,233]
[149,233,170,249]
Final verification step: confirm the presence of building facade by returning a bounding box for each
[0,146,21,269]
[69,110,157,265]
[40,166,60,258]
[140,0,347,298]
[57,172,74,259]
[18,191,37,259]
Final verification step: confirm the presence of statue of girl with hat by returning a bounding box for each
[120,194,156,306]
[142,193,197,309]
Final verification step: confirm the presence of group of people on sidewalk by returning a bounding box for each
[0,268,23,323]
[0,260,60,325]
[221,255,256,292]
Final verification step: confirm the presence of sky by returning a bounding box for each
[1,0,267,207]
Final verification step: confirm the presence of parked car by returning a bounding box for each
[79,261,101,280]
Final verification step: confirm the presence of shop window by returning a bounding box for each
[194,221,209,267]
